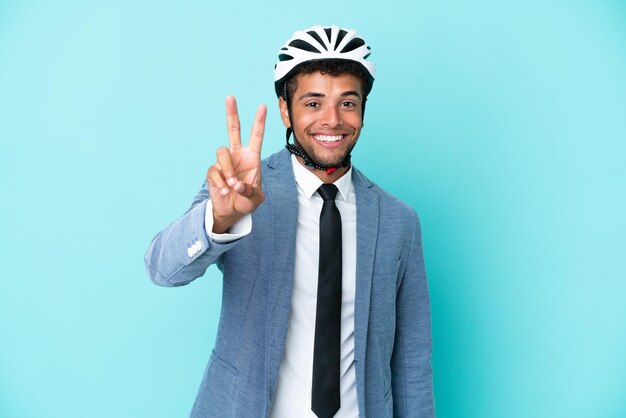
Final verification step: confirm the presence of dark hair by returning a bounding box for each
[282,58,372,103]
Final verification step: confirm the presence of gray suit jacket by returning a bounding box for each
[145,149,434,417]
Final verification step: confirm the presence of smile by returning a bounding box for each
[313,134,345,143]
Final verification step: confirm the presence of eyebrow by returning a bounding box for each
[297,90,362,100]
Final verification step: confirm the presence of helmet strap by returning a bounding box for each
[285,128,350,175]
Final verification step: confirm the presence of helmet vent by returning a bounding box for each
[307,30,327,50]
[335,29,348,49]
[289,39,321,53]
[279,54,294,62]
[324,27,333,43]
[340,38,365,53]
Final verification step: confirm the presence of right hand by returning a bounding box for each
[206,96,267,233]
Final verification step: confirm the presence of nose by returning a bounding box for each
[321,105,342,127]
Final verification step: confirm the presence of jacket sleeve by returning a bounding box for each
[144,183,241,287]
[391,211,435,417]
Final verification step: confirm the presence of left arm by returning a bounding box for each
[391,211,435,417]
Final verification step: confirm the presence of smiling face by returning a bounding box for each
[279,71,364,181]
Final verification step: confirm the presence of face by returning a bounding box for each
[279,71,364,179]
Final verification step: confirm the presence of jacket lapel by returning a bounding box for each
[352,167,379,416]
[262,150,299,407]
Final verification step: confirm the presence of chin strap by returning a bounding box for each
[285,128,350,175]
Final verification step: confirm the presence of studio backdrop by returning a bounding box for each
[1,1,625,417]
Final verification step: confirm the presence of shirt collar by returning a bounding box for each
[291,154,352,201]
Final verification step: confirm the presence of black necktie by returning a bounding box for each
[312,184,342,418]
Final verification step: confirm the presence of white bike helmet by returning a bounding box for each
[273,25,376,98]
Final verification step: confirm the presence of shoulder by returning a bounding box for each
[352,166,419,225]
[262,148,291,170]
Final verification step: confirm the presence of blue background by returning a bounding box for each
[1,1,625,417]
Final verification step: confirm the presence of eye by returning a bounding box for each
[341,100,356,107]
[305,101,320,108]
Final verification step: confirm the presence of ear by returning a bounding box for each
[361,97,367,127]
[278,97,291,128]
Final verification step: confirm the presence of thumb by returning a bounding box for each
[234,181,265,205]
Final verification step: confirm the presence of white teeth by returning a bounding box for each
[314,134,343,142]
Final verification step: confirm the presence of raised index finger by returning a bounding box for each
[248,104,267,154]
[225,96,241,150]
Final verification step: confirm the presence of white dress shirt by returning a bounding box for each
[205,155,358,417]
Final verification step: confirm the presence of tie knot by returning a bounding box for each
[318,184,339,202]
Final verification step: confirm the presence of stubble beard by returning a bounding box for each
[294,136,357,169]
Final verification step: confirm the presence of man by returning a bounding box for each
[145,25,434,417]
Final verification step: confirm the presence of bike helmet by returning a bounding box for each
[274,25,376,98]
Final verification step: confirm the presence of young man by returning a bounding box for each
[145,25,434,418]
